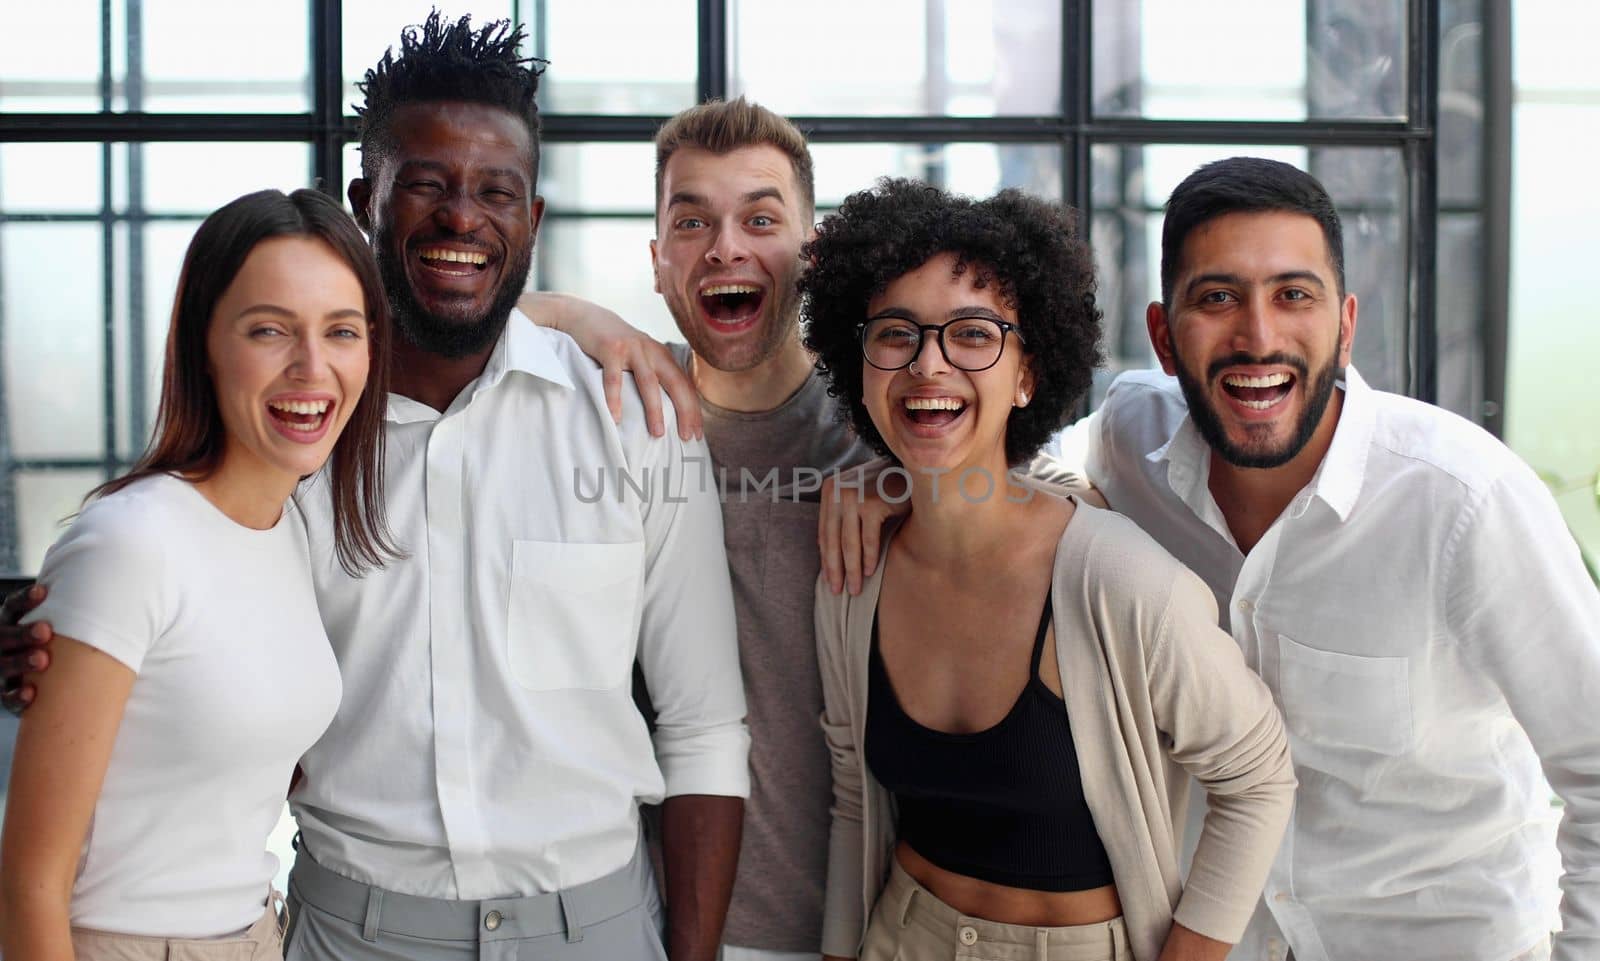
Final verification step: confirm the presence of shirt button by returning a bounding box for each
[958,925,978,946]
[1238,599,1253,612]
[484,910,503,931]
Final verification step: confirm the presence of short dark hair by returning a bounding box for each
[355,10,547,183]
[800,179,1102,467]
[654,98,815,218]
[1160,157,1345,305]
[96,189,399,576]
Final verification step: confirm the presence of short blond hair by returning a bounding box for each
[654,97,814,216]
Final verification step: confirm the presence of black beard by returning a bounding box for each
[1172,348,1341,470]
[376,225,534,360]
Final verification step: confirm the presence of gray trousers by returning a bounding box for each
[283,844,664,961]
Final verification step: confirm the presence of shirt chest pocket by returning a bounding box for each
[507,540,644,691]
[1277,634,1414,757]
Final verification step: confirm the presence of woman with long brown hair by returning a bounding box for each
[0,187,396,961]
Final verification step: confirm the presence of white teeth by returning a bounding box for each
[701,284,760,296]
[269,399,331,415]
[418,248,488,265]
[1238,398,1283,410]
[1222,372,1292,388]
[903,397,966,411]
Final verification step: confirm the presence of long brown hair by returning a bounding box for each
[96,188,399,575]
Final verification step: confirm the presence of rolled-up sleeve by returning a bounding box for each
[632,405,750,799]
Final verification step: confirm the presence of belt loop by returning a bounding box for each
[559,888,583,943]
[1036,927,1048,961]
[361,886,384,943]
[271,889,290,940]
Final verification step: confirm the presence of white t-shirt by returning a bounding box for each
[24,473,341,938]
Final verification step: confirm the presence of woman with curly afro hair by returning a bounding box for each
[804,179,1294,961]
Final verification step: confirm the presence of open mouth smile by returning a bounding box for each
[415,245,493,278]
[698,283,765,330]
[266,397,334,442]
[899,395,969,433]
[1220,371,1295,411]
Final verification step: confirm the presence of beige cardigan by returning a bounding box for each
[815,500,1295,961]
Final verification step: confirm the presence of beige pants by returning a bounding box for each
[861,860,1132,961]
[71,895,286,961]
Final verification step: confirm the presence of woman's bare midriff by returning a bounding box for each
[895,841,1122,927]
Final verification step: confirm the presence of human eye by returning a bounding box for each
[402,178,444,194]
[949,319,1001,343]
[871,322,918,345]
[1279,287,1312,302]
[328,324,366,340]
[673,216,707,231]
[748,213,776,228]
[249,324,287,340]
[1198,289,1237,306]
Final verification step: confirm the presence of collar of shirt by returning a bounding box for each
[1146,365,1380,537]
[385,309,576,425]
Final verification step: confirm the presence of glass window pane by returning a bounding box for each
[1506,18,1600,571]
[141,1,311,112]
[1090,144,1408,405]
[130,221,207,458]
[535,218,676,344]
[541,0,696,113]
[141,143,312,214]
[732,0,1061,116]
[812,143,1063,210]
[1094,0,1407,121]
[2,1,310,113]
[0,144,104,214]
[1436,212,1483,421]
[13,469,105,577]
[2,224,105,460]
[1439,0,1484,207]
[0,1,104,112]
[541,144,657,215]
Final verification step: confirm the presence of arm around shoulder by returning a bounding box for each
[520,290,701,439]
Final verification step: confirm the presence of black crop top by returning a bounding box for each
[864,595,1116,892]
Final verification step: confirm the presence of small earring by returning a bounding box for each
[908,360,923,376]
[1016,389,1030,407]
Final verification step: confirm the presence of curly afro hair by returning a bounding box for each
[355,10,547,182]
[800,178,1102,466]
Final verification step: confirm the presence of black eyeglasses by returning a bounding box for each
[857,316,1025,372]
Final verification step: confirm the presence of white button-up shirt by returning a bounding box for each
[290,311,749,900]
[1076,368,1600,961]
